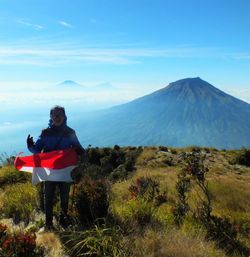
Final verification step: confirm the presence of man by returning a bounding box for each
[27,105,84,230]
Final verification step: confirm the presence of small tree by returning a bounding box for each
[180,149,250,256]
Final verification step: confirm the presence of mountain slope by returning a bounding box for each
[78,77,250,149]
[56,80,83,89]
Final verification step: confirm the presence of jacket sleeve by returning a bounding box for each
[70,131,82,147]
[70,130,85,154]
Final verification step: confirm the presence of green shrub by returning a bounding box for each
[0,223,8,246]
[129,177,167,206]
[0,182,38,223]
[109,164,128,181]
[180,149,250,255]
[129,199,156,226]
[74,146,139,181]
[74,177,110,225]
[162,155,174,166]
[170,148,178,154]
[158,146,169,152]
[0,225,44,257]
[230,148,250,167]
[0,165,31,188]
[172,169,191,226]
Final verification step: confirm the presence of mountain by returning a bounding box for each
[56,80,83,89]
[94,82,116,91]
[78,77,250,149]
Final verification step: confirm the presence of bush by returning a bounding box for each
[0,223,8,246]
[128,199,156,226]
[74,177,110,225]
[0,230,44,257]
[0,182,38,223]
[231,148,250,167]
[180,149,250,255]
[74,146,139,181]
[172,169,191,226]
[129,177,167,206]
[158,146,169,152]
[0,165,31,188]
[109,164,128,181]
[162,156,174,166]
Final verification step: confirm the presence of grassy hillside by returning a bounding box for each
[0,146,249,257]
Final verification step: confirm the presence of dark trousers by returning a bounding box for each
[44,181,71,226]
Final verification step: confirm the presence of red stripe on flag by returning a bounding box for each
[14,148,77,170]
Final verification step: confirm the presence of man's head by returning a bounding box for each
[50,105,66,126]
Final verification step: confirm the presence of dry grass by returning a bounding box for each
[136,147,159,166]
[209,177,250,213]
[110,166,179,225]
[125,228,227,257]
[0,165,31,187]
[36,232,67,257]
[1,147,250,256]
[0,218,21,234]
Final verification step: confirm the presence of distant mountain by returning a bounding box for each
[78,77,250,149]
[94,82,116,91]
[55,80,116,91]
[56,80,83,88]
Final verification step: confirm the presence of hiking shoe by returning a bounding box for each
[59,213,69,228]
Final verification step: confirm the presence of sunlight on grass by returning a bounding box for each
[125,227,227,257]
[0,182,38,223]
[0,165,31,187]
[36,232,67,257]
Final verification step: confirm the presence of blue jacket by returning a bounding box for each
[28,119,83,154]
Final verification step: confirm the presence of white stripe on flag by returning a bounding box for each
[20,165,77,185]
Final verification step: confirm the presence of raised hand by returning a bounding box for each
[27,134,35,148]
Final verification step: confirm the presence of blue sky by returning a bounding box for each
[0,0,250,105]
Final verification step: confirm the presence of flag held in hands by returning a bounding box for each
[14,148,78,185]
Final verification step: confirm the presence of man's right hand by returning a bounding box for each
[27,134,34,148]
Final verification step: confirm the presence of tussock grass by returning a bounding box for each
[208,178,250,245]
[0,218,21,234]
[61,224,125,257]
[136,147,159,166]
[110,167,178,227]
[210,178,250,213]
[1,147,249,256]
[36,232,67,257]
[0,182,38,223]
[132,166,179,194]
[125,228,227,257]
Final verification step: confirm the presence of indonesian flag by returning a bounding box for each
[14,148,78,185]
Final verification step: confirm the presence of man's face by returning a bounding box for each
[50,109,65,126]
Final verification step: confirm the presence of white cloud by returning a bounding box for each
[2,122,12,126]
[0,40,249,67]
[58,20,73,28]
[0,44,240,66]
[18,20,44,30]
[230,53,250,60]
[222,87,250,103]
